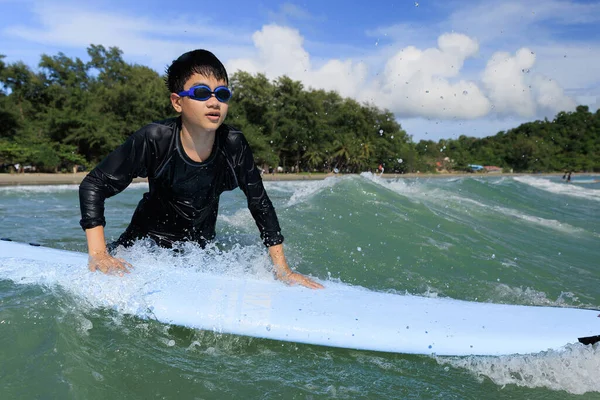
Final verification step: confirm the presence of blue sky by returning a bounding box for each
[1,0,599,142]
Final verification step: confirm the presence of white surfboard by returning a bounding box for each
[0,239,598,356]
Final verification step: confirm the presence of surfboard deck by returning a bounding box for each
[0,239,598,356]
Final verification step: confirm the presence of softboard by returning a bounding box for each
[0,239,598,356]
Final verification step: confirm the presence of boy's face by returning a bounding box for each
[170,73,229,134]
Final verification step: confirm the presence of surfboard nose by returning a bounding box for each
[578,335,600,345]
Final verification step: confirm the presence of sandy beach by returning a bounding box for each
[0,172,335,186]
[0,171,557,186]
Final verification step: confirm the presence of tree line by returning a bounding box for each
[1,46,598,173]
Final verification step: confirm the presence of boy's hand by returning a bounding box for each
[277,271,324,289]
[88,252,132,276]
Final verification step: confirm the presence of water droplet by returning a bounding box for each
[379,129,384,134]
[357,247,362,252]
[462,90,468,95]
[266,325,272,331]
[491,254,495,259]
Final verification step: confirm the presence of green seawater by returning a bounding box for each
[1,173,599,399]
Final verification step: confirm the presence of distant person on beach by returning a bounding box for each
[79,49,322,289]
[562,172,567,180]
[378,164,384,175]
[567,171,572,183]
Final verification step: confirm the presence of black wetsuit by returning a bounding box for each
[79,117,283,249]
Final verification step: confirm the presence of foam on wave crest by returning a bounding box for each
[0,181,148,194]
[360,172,425,196]
[285,176,340,207]
[489,284,592,308]
[0,184,79,193]
[514,176,600,202]
[436,343,600,395]
[219,208,253,229]
[363,174,585,235]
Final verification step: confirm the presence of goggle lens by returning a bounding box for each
[191,86,232,102]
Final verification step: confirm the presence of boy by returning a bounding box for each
[79,49,323,289]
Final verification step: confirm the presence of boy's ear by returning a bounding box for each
[170,93,183,112]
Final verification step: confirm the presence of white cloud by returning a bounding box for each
[228,25,369,100]
[482,48,537,116]
[531,44,600,90]
[229,25,310,80]
[2,1,253,69]
[448,0,600,44]
[481,48,576,117]
[228,25,575,121]
[267,2,319,24]
[373,33,491,119]
[2,0,592,139]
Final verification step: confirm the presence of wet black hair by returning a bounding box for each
[165,49,229,93]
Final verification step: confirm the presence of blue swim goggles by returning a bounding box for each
[178,85,232,103]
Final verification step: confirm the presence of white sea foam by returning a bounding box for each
[0,184,79,193]
[436,343,600,395]
[360,172,425,198]
[0,241,273,317]
[363,174,584,235]
[285,176,339,207]
[0,181,149,194]
[490,284,588,308]
[219,208,253,229]
[489,205,584,235]
[124,182,149,191]
[514,176,600,202]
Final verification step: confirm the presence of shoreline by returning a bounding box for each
[0,171,581,186]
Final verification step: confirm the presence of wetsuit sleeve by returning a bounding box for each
[231,133,284,247]
[79,129,151,230]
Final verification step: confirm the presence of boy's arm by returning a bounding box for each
[229,131,323,289]
[79,131,150,232]
[269,244,324,289]
[80,128,154,274]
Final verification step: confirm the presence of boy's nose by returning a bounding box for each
[206,95,220,106]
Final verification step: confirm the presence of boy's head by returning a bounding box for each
[165,49,229,93]
[167,50,230,133]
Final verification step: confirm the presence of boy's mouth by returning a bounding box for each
[206,112,221,122]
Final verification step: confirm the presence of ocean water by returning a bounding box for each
[0,173,599,399]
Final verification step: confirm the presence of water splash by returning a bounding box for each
[436,343,600,394]
[515,176,600,202]
[285,177,340,207]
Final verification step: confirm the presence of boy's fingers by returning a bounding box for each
[117,258,133,270]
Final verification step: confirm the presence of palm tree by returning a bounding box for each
[303,148,324,171]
